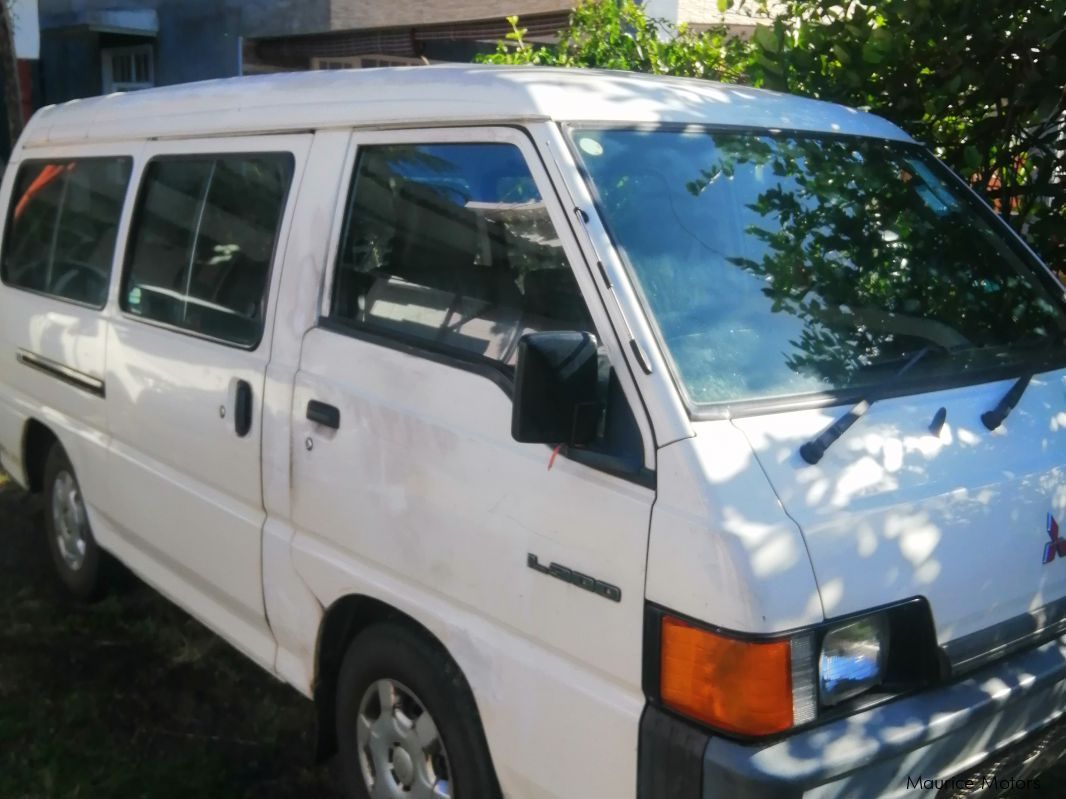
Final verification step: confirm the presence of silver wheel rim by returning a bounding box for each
[51,470,88,572]
[356,678,452,799]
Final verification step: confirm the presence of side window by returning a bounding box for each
[122,153,294,347]
[1,157,132,307]
[329,142,593,365]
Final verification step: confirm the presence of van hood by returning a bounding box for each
[726,369,1066,666]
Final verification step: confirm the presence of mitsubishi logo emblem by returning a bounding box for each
[1043,514,1066,564]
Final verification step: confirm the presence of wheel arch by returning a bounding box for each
[21,417,58,493]
[312,592,495,774]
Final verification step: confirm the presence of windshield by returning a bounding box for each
[568,127,1066,410]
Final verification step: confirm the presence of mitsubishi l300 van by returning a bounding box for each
[1,65,1064,798]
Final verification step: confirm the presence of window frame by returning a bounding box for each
[119,147,299,351]
[0,155,134,311]
[318,125,656,478]
[321,129,601,380]
[102,44,155,93]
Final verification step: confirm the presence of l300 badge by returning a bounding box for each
[527,554,622,602]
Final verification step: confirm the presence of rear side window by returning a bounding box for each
[329,143,593,366]
[122,153,294,347]
[1,157,132,307]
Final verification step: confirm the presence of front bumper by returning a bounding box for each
[639,635,1066,798]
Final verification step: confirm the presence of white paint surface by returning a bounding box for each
[19,64,912,148]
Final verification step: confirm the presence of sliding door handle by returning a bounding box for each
[235,380,253,438]
[307,400,340,430]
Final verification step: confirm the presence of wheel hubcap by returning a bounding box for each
[357,678,452,799]
[51,470,88,571]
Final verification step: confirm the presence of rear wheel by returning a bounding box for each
[335,624,500,799]
[43,443,109,600]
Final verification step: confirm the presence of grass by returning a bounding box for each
[0,479,338,799]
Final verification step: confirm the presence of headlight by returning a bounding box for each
[652,600,932,739]
[818,616,889,706]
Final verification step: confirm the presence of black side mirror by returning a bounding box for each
[512,331,602,446]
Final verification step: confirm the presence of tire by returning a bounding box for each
[335,623,501,799]
[42,443,110,601]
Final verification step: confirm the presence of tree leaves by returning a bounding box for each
[861,28,893,64]
[479,0,1066,271]
[753,25,780,55]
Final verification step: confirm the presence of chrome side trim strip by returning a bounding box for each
[16,349,106,398]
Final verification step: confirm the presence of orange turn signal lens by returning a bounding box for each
[660,615,794,736]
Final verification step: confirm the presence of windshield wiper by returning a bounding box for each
[981,334,1066,431]
[800,347,935,466]
[981,374,1031,431]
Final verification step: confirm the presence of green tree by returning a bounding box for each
[751,0,1066,271]
[481,0,1066,271]
[479,0,751,82]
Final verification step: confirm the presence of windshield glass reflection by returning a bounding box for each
[570,128,1066,407]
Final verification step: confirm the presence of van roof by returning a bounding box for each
[20,64,912,149]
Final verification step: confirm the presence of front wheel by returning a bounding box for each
[43,443,110,600]
[335,624,501,799]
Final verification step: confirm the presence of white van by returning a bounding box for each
[1,65,1065,798]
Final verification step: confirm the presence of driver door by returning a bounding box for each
[288,126,657,797]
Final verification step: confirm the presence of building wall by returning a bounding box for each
[153,3,242,85]
[39,31,99,102]
[37,0,331,104]
[38,0,329,36]
[642,0,680,23]
[330,0,575,30]
[675,0,782,28]
[12,0,40,125]
[240,0,330,37]
[677,0,719,24]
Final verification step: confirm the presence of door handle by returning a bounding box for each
[307,400,340,430]
[235,380,253,438]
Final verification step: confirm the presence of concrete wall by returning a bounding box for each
[330,0,575,30]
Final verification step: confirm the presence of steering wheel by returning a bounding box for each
[49,260,110,303]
